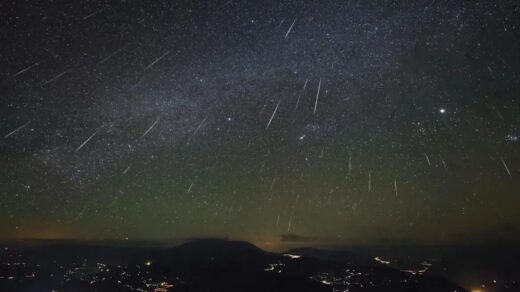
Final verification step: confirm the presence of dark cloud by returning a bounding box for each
[280,234,314,243]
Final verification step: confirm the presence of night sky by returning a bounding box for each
[1,0,519,248]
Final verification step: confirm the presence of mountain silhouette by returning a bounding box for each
[1,238,467,292]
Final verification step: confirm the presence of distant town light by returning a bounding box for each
[373,256,391,265]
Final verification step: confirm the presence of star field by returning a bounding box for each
[1,0,519,247]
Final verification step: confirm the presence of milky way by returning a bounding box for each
[1,0,519,247]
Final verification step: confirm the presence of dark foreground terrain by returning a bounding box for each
[0,239,476,292]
